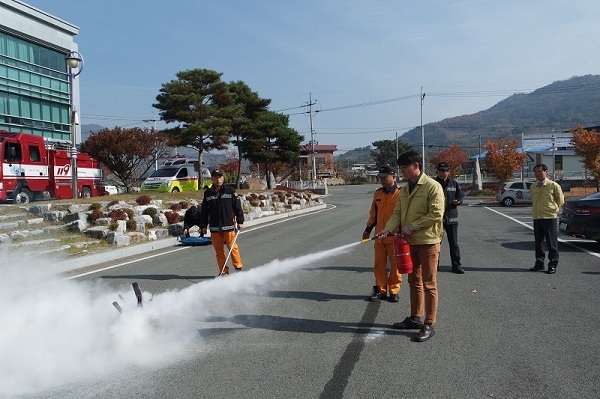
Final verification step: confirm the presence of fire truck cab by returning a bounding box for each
[0,130,103,203]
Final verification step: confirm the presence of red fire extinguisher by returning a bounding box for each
[394,236,413,274]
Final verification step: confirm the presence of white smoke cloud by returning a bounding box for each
[0,242,359,396]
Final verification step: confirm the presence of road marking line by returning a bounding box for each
[483,206,600,259]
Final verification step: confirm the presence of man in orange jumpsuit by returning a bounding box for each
[363,165,402,302]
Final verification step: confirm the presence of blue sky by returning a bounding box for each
[26,0,600,152]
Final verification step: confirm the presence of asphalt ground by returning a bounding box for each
[11,184,600,399]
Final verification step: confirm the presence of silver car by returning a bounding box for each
[496,181,533,206]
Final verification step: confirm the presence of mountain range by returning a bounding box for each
[337,74,600,164]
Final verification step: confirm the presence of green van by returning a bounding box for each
[140,159,212,193]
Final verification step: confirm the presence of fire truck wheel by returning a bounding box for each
[171,187,180,193]
[14,188,33,204]
[81,187,92,198]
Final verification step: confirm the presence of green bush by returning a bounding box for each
[126,219,137,231]
[124,208,134,220]
[88,203,103,211]
[143,207,158,217]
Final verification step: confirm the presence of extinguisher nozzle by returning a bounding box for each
[361,238,371,243]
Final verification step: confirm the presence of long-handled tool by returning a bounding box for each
[219,229,240,275]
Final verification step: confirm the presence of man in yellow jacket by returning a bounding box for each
[363,165,402,302]
[529,164,564,274]
[376,150,445,342]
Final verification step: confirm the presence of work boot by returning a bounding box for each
[529,263,544,271]
[368,286,386,302]
[451,265,465,274]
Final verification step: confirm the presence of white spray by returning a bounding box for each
[0,241,360,396]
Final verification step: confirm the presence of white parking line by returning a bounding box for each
[484,206,600,259]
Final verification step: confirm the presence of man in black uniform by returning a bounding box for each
[435,162,465,274]
[199,169,244,275]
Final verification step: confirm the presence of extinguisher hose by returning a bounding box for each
[361,233,401,243]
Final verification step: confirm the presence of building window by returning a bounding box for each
[0,31,70,140]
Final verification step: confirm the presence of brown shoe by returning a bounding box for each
[415,324,435,342]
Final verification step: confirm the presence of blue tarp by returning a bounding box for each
[178,236,212,246]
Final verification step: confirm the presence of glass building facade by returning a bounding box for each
[0,1,79,142]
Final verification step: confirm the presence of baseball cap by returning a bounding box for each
[437,162,450,171]
[377,165,396,177]
[211,169,224,176]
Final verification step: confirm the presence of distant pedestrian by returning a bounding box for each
[435,162,466,274]
[199,169,245,275]
[363,165,402,302]
[376,150,445,342]
[529,164,564,274]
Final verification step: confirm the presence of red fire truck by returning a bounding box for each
[0,130,103,203]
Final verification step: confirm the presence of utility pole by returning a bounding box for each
[521,132,524,181]
[420,87,426,172]
[395,131,399,176]
[144,119,159,170]
[308,93,318,186]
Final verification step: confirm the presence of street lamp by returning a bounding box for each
[551,134,556,180]
[65,51,83,199]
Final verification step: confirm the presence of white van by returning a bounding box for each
[140,159,211,193]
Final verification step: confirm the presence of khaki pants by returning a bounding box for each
[211,230,242,273]
[373,237,402,295]
[408,243,440,324]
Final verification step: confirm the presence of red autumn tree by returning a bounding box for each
[485,137,527,184]
[570,125,600,190]
[428,144,469,175]
[80,127,172,191]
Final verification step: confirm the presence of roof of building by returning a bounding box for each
[300,144,338,152]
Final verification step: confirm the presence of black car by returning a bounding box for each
[559,192,600,243]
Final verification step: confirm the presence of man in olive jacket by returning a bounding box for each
[376,150,445,342]
[529,164,564,274]
[199,169,244,275]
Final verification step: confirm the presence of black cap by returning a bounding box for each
[211,169,224,176]
[437,162,450,171]
[377,165,395,177]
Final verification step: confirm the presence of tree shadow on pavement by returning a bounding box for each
[203,314,409,336]
[263,290,367,302]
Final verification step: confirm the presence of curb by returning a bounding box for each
[54,204,327,273]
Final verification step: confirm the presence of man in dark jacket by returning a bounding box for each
[199,169,245,275]
[183,205,200,238]
[435,162,465,274]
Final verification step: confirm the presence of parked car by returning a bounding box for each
[559,192,600,243]
[101,183,119,195]
[496,181,533,206]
